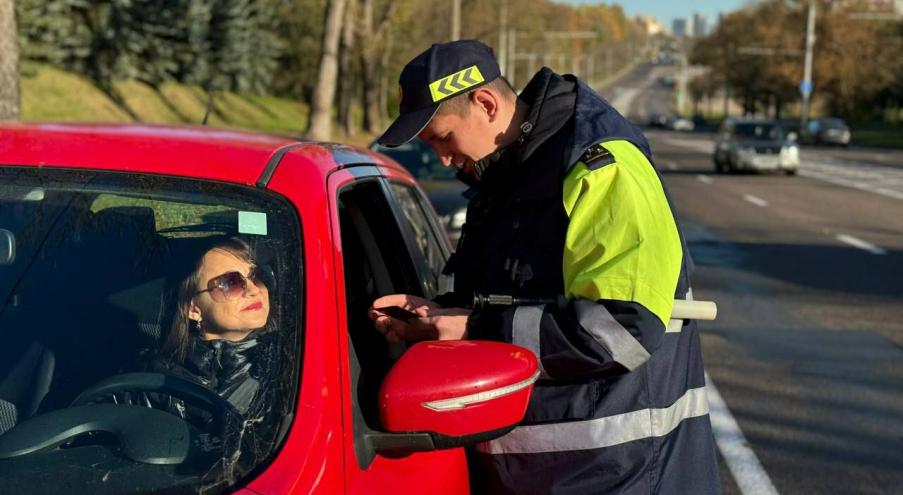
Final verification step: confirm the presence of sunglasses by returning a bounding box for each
[196,266,270,302]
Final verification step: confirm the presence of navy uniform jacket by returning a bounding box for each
[436,67,720,494]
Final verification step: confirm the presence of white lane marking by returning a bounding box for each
[609,67,663,114]
[875,188,903,201]
[836,234,887,255]
[697,175,714,184]
[743,194,769,207]
[609,88,640,115]
[706,373,780,495]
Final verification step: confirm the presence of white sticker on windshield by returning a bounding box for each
[238,211,268,235]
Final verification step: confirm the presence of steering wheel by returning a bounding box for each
[0,373,240,464]
[71,372,240,431]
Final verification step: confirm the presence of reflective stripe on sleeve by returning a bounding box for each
[512,305,548,378]
[476,386,710,455]
[575,299,650,371]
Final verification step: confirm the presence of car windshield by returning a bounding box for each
[372,139,458,181]
[733,123,784,141]
[0,167,301,494]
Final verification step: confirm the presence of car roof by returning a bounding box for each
[0,122,399,185]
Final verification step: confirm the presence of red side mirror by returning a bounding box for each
[379,340,538,443]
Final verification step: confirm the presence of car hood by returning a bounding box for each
[417,180,469,216]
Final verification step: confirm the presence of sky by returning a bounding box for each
[563,0,748,33]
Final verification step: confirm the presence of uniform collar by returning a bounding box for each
[516,67,577,163]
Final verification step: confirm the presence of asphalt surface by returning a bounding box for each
[602,64,903,494]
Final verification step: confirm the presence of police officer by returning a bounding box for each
[369,40,720,494]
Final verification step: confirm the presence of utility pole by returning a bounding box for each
[498,0,507,76]
[507,29,517,87]
[800,0,816,128]
[450,0,461,41]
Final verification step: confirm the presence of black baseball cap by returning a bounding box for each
[377,40,502,147]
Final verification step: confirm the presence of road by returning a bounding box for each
[603,64,903,494]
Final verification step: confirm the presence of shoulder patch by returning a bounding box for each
[580,143,616,170]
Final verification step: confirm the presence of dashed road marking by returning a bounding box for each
[743,194,769,207]
[697,175,714,184]
[707,373,780,495]
[836,234,887,255]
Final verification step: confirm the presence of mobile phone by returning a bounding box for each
[375,305,418,322]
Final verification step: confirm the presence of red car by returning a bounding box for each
[0,123,538,494]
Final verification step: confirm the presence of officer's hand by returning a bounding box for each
[369,299,471,343]
[369,294,438,342]
[416,307,472,341]
[369,294,439,316]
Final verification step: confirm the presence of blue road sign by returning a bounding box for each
[799,80,813,95]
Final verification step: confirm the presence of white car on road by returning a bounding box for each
[714,118,799,175]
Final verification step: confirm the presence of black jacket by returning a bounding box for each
[150,329,279,425]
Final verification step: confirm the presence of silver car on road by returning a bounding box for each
[714,118,799,175]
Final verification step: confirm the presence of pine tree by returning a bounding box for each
[108,0,185,86]
[205,0,281,93]
[16,0,95,74]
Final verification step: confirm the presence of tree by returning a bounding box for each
[0,0,20,120]
[269,0,325,101]
[815,1,901,119]
[207,0,282,93]
[307,0,347,140]
[15,0,95,76]
[337,0,358,136]
[358,0,398,134]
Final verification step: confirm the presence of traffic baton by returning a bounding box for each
[671,299,717,321]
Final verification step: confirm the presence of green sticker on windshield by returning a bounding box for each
[238,211,268,235]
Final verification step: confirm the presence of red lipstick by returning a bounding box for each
[243,301,263,311]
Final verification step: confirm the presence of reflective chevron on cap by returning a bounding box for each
[429,65,486,102]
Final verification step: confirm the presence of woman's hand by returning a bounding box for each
[368,295,471,343]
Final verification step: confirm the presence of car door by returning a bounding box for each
[326,165,469,495]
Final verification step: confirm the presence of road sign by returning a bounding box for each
[799,80,813,95]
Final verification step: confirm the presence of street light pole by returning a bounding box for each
[498,0,508,76]
[800,0,816,128]
[450,0,461,41]
[508,29,517,87]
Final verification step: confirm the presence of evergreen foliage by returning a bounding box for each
[16,0,284,93]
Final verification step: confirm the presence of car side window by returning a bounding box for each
[387,182,451,298]
[336,179,424,468]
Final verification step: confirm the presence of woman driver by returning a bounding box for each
[155,237,278,418]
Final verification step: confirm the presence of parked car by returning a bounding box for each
[666,115,695,132]
[370,138,468,245]
[802,117,851,146]
[647,112,670,128]
[713,118,799,175]
[0,123,538,494]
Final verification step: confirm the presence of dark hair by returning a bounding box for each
[159,237,274,365]
[436,76,517,117]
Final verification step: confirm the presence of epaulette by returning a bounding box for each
[580,142,616,170]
